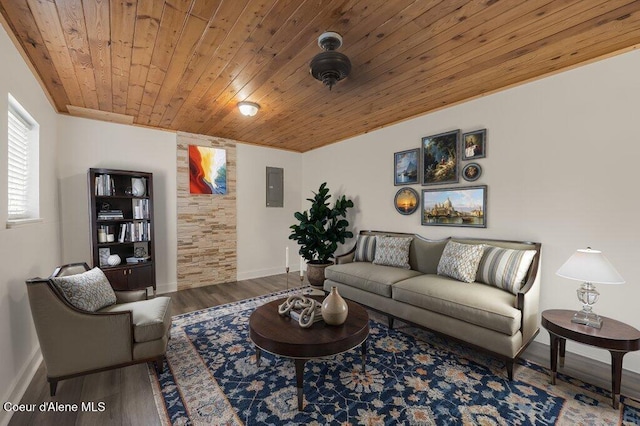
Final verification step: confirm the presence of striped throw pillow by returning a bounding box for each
[354,234,377,262]
[476,246,537,294]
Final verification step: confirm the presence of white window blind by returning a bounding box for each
[8,103,34,219]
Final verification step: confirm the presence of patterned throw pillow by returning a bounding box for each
[51,267,117,312]
[354,234,377,262]
[373,236,413,269]
[437,241,485,283]
[476,246,537,294]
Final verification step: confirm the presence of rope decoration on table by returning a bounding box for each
[278,295,320,328]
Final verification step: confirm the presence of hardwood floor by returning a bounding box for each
[9,273,640,425]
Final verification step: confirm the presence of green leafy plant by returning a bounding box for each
[289,182,354,264]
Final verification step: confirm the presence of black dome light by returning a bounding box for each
[310,32,351,90]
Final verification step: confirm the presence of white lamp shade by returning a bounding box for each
[556,248,625,284]
[238,101,260,116]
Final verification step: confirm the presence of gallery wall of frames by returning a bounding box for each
[393,128,487,228]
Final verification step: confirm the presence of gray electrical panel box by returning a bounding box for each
[266,167,284,207]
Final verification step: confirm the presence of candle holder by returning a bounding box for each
[299,272,305,294]
[285,266,290,290]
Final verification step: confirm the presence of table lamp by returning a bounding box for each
[556,247,625,328]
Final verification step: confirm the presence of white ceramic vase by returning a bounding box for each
[132,178,146,197]
[107,254,121,266]
[321,286,348,325]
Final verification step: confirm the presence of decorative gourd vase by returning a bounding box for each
[131,178,146,197]
[107,254,121,266]
[321,286,348,325]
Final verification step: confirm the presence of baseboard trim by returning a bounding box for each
[0,347,42,426]
[156,281,177,294]
[237,267,302,282]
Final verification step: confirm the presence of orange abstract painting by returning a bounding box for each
[189,145,227,194]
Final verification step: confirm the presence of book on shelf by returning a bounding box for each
[98,209,124,220]
[133,199,149,219]
[95,174,115,196]
[116,221,151,242]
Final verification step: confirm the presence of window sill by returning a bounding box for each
[6,218,43,229]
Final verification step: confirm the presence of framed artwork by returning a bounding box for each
[462,129,486,160]
[98,248,111,267]
[421,185,487,228]
[462,163,482,182]
[394,148,419,185]
[422,130,460,186]
[189,145,227,194]
[394,187,419,215]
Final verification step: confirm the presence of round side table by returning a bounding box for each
[541,309,640,409]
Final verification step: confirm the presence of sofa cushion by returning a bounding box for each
[354,234,377,262]
[476,246,537,294]
[325,263,422,297]
[51,267,117,312]
[410,238,449,274]
[393,275,521,336]
[437,241,485,283]
[100,297,172,343]
[373,235,413,269]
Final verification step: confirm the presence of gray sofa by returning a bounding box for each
[323,230,541,379]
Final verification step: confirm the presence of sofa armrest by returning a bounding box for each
[516,249,541,344]
[335,246,356,264]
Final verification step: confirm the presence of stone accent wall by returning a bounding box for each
[176,132,237,290]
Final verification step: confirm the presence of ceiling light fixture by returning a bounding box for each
[310,31,351,90]
[238,101,260,116]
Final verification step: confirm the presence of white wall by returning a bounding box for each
[303,49,640,373]
[56,118,303,288]
[0,26,61,426]
[237,144,302,280]
[56,116,178,294]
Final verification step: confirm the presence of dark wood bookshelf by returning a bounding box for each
[88,168,156,292]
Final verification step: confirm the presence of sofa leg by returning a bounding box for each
[153,357,165,374]
[506,360,514,381]
[388,316,394,329]
[49,379,58,397]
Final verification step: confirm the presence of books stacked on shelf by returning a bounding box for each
[133,199,150,219]
[95,174,115,196]
[98,209,124,220]
[118,222,151,243]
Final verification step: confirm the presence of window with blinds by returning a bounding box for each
[7,95,39,222]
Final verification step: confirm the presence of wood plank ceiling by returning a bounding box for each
[2,0,640,152]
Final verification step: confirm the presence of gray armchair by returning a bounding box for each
[26,262,172,396]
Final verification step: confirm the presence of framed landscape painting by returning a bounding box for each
[421,185,486,228]
[422,130,460,186]
[394,187,419,215]
[189,145,227,195]
[394,148,419,185]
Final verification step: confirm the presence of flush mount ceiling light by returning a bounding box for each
[310,31,351,90]
[238,101,260,116]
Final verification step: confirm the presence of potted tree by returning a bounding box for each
[289,182,354,287]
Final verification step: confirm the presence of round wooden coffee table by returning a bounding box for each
[249,296,369,410]
[541,309,640,409]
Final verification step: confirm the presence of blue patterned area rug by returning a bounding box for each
[149,289,640,425]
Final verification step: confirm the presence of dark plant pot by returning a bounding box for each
[306,261,333,288]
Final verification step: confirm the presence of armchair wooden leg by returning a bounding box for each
[388,316,394,329]
[49,379,58,396]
